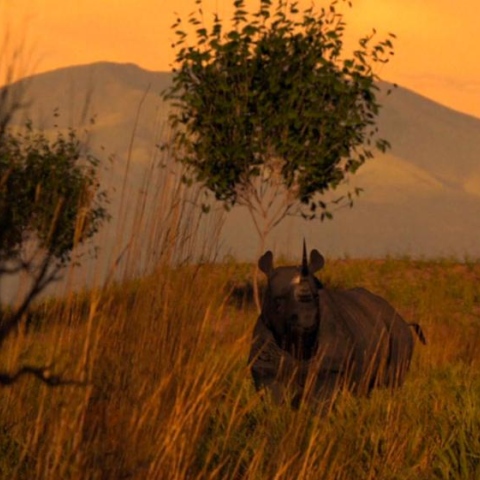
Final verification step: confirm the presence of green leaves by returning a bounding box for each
[0,121,109,264]
[164,0,395,217]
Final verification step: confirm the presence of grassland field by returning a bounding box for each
[0,256,479,479]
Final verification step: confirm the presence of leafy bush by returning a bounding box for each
[0,121,108,265]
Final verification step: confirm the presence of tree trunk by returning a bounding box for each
[252,230,266,313]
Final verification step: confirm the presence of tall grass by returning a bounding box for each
[1,131,479,479]
[1,251,480,478]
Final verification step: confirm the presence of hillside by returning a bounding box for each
[8,61,480,263]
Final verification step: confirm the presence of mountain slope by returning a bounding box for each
[376,84,480,192]
[8,62,480,263]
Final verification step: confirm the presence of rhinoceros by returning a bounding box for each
[248,244,426,408]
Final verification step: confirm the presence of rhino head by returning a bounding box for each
[259,242,325,360]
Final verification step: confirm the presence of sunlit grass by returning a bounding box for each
[0,254,479,479]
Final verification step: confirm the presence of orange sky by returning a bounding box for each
[2,0,480,118]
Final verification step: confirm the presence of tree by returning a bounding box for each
[0,98,109,386]
[164,0,395,309]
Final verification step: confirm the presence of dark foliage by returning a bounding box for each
[164,0,395,217]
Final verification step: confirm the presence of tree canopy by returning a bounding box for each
[164,0,395,224]
[0,122,108,267]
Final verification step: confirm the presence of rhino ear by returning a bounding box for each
[309,249,325,273]
[258,251,274,275]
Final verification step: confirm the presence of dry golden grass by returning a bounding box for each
[0,256,479,479]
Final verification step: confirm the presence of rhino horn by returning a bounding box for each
[301,239,309,277]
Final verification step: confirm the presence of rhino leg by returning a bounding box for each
[289,371,342,414]
[252,372,288,405]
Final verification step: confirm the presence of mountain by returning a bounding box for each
[7,62,480,269]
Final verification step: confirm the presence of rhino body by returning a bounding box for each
[248,246,425,408]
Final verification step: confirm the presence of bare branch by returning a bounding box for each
[0,365,87,387]
[0,251,61,348]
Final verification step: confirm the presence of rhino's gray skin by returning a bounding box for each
[248,245,425,408]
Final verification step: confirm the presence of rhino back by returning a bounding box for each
[320,288,414,388]
[348,287,414,386]
[318,289,391,392]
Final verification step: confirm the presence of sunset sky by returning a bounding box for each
[2,0,480,118]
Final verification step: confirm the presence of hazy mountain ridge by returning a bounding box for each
[376,84,480,194]
[8,61,480,260]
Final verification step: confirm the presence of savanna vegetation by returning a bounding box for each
[1,232,479,478]
[0,109,478,477]
[0,85,109,386]
[1,2,479,479]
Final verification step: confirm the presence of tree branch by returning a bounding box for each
[0,252,61,349]
[0,365,87,387]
